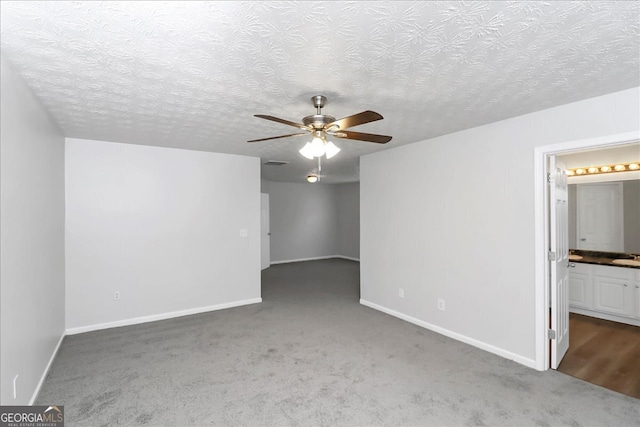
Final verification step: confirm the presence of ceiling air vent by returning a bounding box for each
[263,160,290,166]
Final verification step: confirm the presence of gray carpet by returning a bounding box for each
[37,259,639,426]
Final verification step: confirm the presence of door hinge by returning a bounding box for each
[548,329,556,340]
[548,251,556,261]
[547,173,553,184]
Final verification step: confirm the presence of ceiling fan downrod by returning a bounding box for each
[311,95,327,115]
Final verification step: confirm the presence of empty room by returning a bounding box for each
[1,2,639,426]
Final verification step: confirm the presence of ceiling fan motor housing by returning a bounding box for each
[302,114,337,129]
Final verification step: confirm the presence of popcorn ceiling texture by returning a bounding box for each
[1,1,638,183]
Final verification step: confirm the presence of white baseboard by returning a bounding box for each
[335,255,360,262]
[30,331,65,405]
[359,299,537,370]
[66,298,262,335]
[271,255,359,265]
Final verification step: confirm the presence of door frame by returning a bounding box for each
[533,131,638,371]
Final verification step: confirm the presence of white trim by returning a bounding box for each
[335,255,360,262]
[270,255,359,264]
[270,255,336,264]
[66,298,262,335]
[29,332,65,405]
[533,130,640,371]
[360,299,537,370]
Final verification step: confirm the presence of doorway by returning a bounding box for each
[534,131,639,371]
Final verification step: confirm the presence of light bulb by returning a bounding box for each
[629,163,639,170]
[307,174,318,183]
[324,141,341,159]
[587,167,598,173]
[614,164,625,171]
[575,169,585,175]
[600,166,610,172]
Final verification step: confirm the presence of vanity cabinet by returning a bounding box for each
[568,263,593,309]
[592,268,634,317]
[569,263,639,326]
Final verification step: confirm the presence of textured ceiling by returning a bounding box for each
[1,1,639,183]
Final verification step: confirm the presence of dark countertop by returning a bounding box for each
[569,250,640,269]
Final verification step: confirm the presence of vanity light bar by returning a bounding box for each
[567,162,640,176]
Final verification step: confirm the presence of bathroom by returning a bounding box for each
[556,142,639,398]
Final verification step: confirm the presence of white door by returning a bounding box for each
[549,155,570,369]
[576,183,623,251]
[260,193,270,270]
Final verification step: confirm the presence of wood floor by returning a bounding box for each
[558,313,640,399]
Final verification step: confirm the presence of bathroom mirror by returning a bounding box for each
[568,180,640,253]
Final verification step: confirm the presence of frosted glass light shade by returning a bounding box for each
[299,142,315,159]
[309,136,325,157]
[324,141,340,159]
[299,135,341,159]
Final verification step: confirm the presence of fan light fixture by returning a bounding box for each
[307,174,319,183]
[299,131,341,160]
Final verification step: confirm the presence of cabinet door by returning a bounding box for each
[569,271,593,309]
[593,275,634,317]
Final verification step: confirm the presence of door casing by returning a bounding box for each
[533,131,638,371]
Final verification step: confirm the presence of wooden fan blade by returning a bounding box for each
[255,114,309,130]
[325,110,383,130]
[247,132,308,143]
[332,130,392,144]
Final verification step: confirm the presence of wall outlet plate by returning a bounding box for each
[398,288,405,298]
[437,299,445,311]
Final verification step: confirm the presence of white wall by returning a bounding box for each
[336,183,360,260]
[268,182,338,263]
[65,138,261,331]
[360,87,640,367]
[0,56,66,404]
[267,181,360,263]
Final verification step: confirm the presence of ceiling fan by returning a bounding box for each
[247,95,392,158]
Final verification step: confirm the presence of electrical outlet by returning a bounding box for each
[114,291,121,301]
[437,299,445,311]
[398,288,404,298]
[239,229,248,237]
[13,374,18,399]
